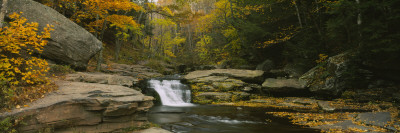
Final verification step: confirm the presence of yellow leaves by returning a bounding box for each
[260,25,299,48]
[316,54,329,63]
[162,7,174,16]
[152,18,176,27]
[0,12,53,85]
[107,14,139,30]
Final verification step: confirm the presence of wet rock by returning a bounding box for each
[249,99,275,104]
[195,92,232,102]
[0,81,154,133]
[355,112,391,128]
[2,0,102,70]
[317,101,335,112]
[289,97,317,105]
[314,120,374,131]
[211,79,245,91]
[232,92,251,101]
[66,72,139,87]
[243,87,253,92]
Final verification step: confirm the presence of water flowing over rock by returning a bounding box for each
[2,0,102,70]
[148,79,194,106]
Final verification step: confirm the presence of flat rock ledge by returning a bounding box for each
[184,69,264,82]
[66,72,140,88]
[134,127,172,133]
[0,81,154,133]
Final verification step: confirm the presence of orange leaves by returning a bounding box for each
[0,12,53,85]
[107,14,139,29]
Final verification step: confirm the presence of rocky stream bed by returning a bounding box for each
[1,63,399,132]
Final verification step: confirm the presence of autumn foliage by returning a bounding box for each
[0,12,53,85]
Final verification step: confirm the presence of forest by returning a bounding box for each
[1,0,400,132]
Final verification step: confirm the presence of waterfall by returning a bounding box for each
[148,79,195,106]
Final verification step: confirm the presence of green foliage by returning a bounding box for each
[48,65,75,76]
[0,117,18,133]
[0,80,13,109]
[145,59,166,74]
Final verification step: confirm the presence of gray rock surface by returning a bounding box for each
[300,52,352,96]
[317,101,335,112]
[196,92,232,102]
[66,72,139,87]
[0,81,154,133]
[184,69,264,82]
[134,127,172,133]
[102,63,163,79]
[355,112,391,127]
[185,69,263,104]
[2,0,102,70]
[262,78,306,90]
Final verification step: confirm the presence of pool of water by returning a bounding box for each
[148,105,320,133]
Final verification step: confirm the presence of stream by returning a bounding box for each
[147,79,320,133]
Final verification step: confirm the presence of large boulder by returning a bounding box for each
[300,52,371,96]
[2,0,102,70]
[0,81,154,132]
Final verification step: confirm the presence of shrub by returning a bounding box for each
[0,13,56,110]
[0,12,53,85]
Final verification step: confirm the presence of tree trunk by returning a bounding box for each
[0,0,8,28]
[355,0,362,47]
[96,17,108,71]
[187,24,192,51]
[115,37,122,61]
[228,0,235,20]
[294,0,303,28]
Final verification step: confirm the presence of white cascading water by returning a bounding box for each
[148,79,195,106]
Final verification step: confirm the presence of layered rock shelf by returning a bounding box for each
[0,64,165,132]
[0,80,154,133]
